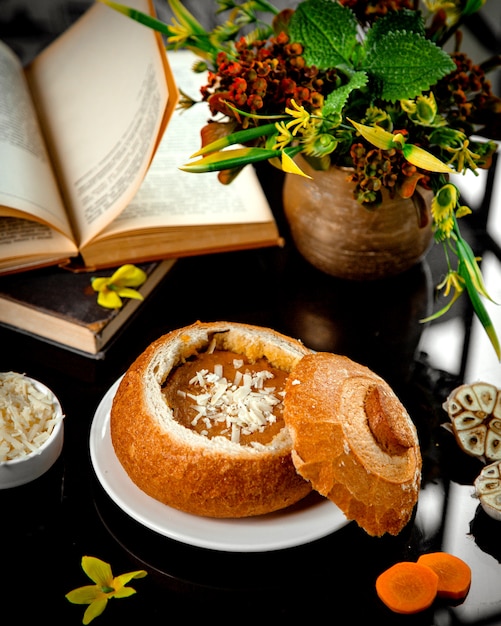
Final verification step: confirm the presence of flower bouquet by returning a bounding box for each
[101,0,501,357]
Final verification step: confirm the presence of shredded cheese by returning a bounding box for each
[185,362,283,444]
[0,372,61,462]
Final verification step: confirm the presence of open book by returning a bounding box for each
[0,0,281,275]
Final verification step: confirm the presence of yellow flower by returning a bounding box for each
[438,269,464,299]
[456,204,472,218]
[281,151,312,178]
[445,138,481,174]
[65,556,147,624]
[401,93,446,127]
[421,269,465,323]
[422,0,466,26]
[285,100,311,135]
[431,183,457,239]
[91,264,147,309]
[348,118,452,173]
[274,121,294,150]
[167,19,190,45]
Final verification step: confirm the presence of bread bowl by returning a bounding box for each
[283,352,422,536]
[110,321,313,518]
[111,321,422,534]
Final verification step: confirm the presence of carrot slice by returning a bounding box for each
[376,561,439,614]
[417,552,471,600]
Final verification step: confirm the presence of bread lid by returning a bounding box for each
[283,352,422,536]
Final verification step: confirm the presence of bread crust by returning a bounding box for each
[110,321,312,518]
[284,353,422,536]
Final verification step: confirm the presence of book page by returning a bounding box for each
[0,41,74,239]
[92,50,275,240]
[26,0,171,248]
[0,219,78,273]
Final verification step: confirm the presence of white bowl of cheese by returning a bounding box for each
[0,372,64,488]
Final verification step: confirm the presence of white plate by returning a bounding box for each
[89,379,348,552]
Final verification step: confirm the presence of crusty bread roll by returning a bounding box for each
[111,322,422,533]
[110,321,313,518]
[283,352,422,536]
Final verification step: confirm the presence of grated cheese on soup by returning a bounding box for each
[0,372,61,462]
[179,362,283,445]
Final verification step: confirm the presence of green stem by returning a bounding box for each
[98,0,172,35]
[193,122,279,156]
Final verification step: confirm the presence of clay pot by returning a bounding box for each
[282,156,434,280]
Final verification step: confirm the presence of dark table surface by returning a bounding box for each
[1,161,501,625]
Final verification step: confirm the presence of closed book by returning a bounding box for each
[0,260,175,356]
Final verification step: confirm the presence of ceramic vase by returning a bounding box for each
[282,156,434,280]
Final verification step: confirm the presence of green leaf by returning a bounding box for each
[365,9,425,47]
[289,0,358,69]
[363,31,456,101]
[322,71,368,117]
[462,0,486,16]
[402,143,452,173]
[458,260,501,360]
[348,118,396,150]
[250,0,281,14]
[455,236,496,301]
[454,234,500,359]
[181,147,279,172]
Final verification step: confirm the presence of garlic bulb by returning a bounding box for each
[442,382,501,461]
[474,461,501,521]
